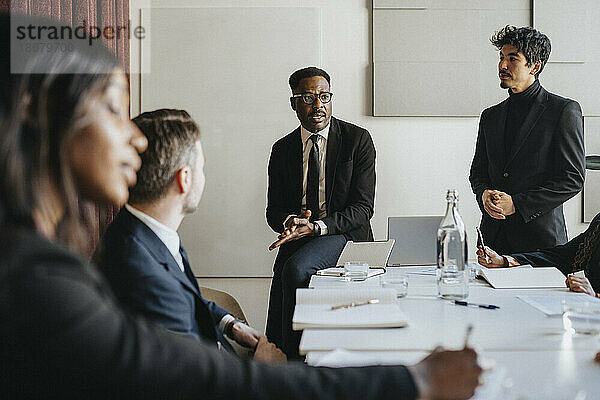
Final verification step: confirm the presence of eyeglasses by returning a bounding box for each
[291,92,333,105]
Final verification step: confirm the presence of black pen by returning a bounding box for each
[454,300,499,310]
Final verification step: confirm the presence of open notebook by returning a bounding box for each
[316,240,395,279]
[292,287,408,330]
[477,265,567,289]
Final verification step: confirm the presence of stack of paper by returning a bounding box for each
[477,265,566,289]
[292,287,408,330]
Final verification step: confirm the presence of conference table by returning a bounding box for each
[298,266,600,399]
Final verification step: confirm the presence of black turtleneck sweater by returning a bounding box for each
[505,79,542,155]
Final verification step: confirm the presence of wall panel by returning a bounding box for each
[373,0,530,116]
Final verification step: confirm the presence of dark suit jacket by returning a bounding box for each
[511,212,600,293]
[0,230,418,399]
[266,117,375,241]
[469,85,584,253]
[95,208,230,349]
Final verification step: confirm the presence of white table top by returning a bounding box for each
[300,266,600,397]
[302,267,600,353]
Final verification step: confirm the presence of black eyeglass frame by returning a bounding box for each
[290,92,334,105]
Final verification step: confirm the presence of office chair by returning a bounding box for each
[198,285,253,359]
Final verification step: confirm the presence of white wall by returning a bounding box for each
[131,0,589,332]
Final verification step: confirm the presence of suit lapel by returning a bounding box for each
[506,88,548,166]
[490,99,508,169]
[290,127,303,211]
[325,117,341,204]
[179,246,200,292]
[121,209,199,295]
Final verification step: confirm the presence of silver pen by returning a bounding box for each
[331,299,380,310]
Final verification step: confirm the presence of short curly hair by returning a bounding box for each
[491,25,551,78]
[129,109,200,204]
[288,67,331,92]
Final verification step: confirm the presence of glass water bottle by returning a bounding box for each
[437,189,468,299]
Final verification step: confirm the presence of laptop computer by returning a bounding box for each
[387,216,443,266]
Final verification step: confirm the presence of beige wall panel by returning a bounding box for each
[373,9,480,62]
[374,61,481,116]
[373,5,529,116]
[375,0,528,10]
[534,0,589,63]
[373,0,429,9]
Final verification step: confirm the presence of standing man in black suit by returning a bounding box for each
[96,109,284,361]
[469,25,585,254]
[266,67,376,358]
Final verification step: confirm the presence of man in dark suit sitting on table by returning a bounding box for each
[266,67,376,358]
[96,109,284,361]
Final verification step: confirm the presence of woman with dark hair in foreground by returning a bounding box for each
[0,13,482,399]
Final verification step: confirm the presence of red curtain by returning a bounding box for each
[1,0,130,254]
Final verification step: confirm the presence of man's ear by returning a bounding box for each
[290,97,296,111]
[530,61,542,76]
[174,166,192,194]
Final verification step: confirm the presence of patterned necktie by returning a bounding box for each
[306,134,320,221]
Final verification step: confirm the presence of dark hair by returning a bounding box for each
[0,13,119,254]
[129,109,201,204]
[288,67,331,92]
[491,25,551,78]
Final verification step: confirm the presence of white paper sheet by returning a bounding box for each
[517,294,600,316]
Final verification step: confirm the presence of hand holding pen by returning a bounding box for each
[475,227,489,263]
[409,325,482,400]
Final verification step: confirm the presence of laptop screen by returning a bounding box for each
[387,216,443,266]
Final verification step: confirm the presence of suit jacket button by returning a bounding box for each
[503,172,509,178]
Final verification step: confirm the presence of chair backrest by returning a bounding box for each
[198,285,253,359]
[387,216,443,266]
[198,286,247,322]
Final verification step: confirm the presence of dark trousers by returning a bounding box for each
[266,234,346,359]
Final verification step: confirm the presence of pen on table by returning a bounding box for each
[464,324,473,348]
[331,299,379,310]
[317,270,344,277]
[454,300,500,310]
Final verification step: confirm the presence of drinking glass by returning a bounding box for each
[562,301,600,336]
[380,269,408,298]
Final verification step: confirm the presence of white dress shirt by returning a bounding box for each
[283,124,329,235]
[125,204,184,272]
[300,124,328,219]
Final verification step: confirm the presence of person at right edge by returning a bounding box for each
[477,212,600,299]
[469,25,585,255]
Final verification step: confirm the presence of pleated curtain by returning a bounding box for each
[1,0,131,256]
